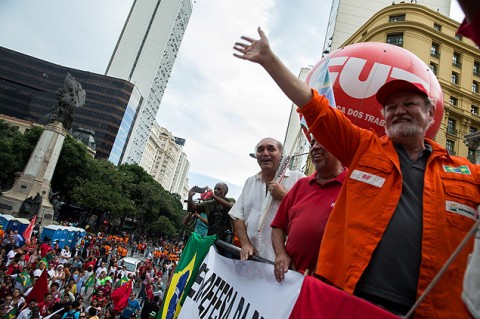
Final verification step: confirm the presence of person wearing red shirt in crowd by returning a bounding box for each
[49,282,62,303]
[90,290,107,308]
[271,139,347,282]
[37,292,54,317]
[84,257,97,271]
[6,260,22,275]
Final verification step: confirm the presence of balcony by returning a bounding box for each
[452,61,462,68]
[430,52,440,58]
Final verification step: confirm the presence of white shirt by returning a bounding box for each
[6,249,15,266]
[95,267,107,277]
[17,307,42,319]
[60,249,71,263]
[229,169,304,261]
[33,268,43,277]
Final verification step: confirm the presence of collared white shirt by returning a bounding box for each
[229,169,305,261]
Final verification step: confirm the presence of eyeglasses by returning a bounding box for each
[79,316,86,318]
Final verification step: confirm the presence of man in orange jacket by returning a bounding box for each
[234,28,479,318]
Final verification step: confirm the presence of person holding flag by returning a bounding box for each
[12,269,32,294]
[234,27,480,318]
[229,138,304,262]
[82,272,95,297]
[22,215,37,246]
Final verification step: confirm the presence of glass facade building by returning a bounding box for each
[0,46,137,159]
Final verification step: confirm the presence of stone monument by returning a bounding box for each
[0,73,86,225]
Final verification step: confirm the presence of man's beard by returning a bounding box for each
[386,122,425,139]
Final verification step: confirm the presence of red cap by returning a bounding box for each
[376,80,428,106]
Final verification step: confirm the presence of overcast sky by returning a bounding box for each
[0,0,464,199]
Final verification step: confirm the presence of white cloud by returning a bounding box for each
[0,0,331,199]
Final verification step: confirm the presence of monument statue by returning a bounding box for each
[19,192,42,218]
[49,73,86,130]
[0,73,86,226]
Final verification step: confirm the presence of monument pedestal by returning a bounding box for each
[0,121,66,226]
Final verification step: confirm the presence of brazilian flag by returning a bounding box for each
[3,306,16,319]
[16,270,31,288]
[159,233,216,319]
[118,276,129,287]
[84,274,95,290]
[37,257,49,269]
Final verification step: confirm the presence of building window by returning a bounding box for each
[430,43,440,58]
[450,96,458,106]
[452,52,462,68]
[474,61,480,76]
[446,140,455,155]
[473,81,479,93]
[386,33,403,46]
[468,148,476,163]
[451,72,459,85]
[447,118,457,135]
[434,23,442,31]
[389,14,405,22]
[470,126,478,134]
[472,105,479,115]
[429,62,438,75]
[455,33,463,41]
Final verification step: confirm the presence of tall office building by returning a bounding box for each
[0,46,139,160]
[140,122,189,197]
[106,0,193,164]
[322,0,451,53]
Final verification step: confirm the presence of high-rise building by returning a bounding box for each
[171,150,190,200]
[106,0,193,165]
[322,0,451,54]
[0,46,139,160]
[140,122,189,197]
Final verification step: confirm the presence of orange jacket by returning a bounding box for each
[300,90,478,319]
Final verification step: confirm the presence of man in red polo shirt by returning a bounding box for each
[271,139,346,281]
[40,238,52,258]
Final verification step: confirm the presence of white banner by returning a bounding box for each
[178,246,304,319]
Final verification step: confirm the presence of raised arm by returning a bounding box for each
[233,27,313,107]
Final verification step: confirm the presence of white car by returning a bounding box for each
[119,257,142,277]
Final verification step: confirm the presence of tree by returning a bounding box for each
[0,120,187,237]
[0,121,42,189]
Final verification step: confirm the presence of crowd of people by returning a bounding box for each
[0,228,184,319]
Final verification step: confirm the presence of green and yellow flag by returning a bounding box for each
[3,306,16,319]
[37,257,49,269]
[84,274,95,289]
[159,232,216,319]
[16,270,31,288]
[118,276,129,287]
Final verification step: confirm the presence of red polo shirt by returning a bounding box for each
[271,169,347,274]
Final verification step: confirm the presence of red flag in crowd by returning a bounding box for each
[22,215,37,244]
[26,269,48,303]
[289,276,400,319]
[111,280,133,313]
